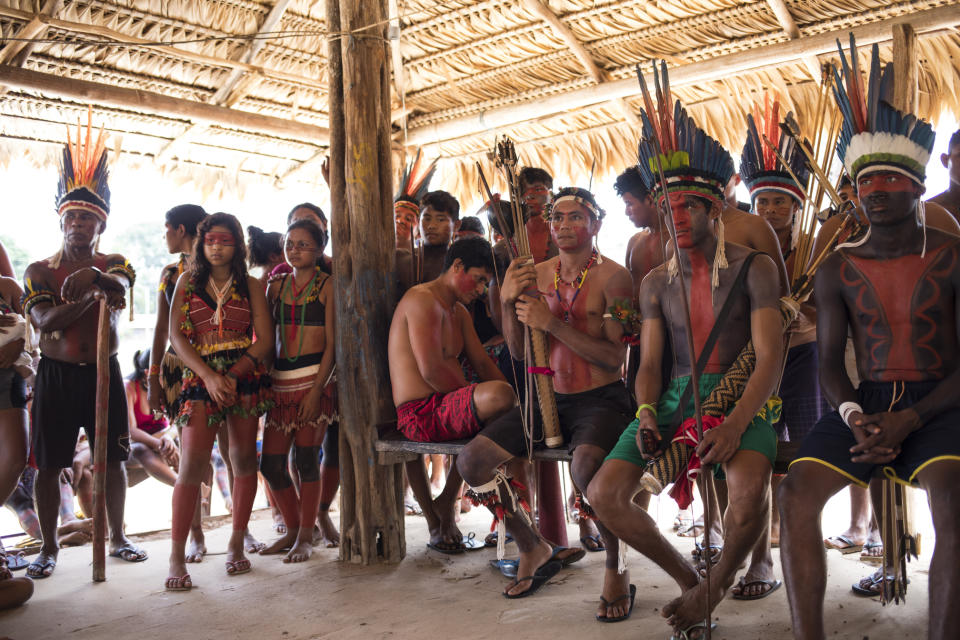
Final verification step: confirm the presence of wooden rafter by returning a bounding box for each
[402,3,960,147]
[764,0,823,80]
[0,0,63,95]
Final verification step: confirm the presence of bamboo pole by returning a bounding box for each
[91,297,110,582]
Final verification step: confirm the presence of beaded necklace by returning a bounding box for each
[553,249,598,322]
[209,276,234,339]
[279,267,318,362]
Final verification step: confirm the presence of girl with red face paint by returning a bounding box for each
[165,213,274,591]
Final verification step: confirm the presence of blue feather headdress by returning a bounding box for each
[740,94,809,205]
[394,147,437,218]
[635,61,734,206]
[56,109,110,221]
[832,35,935,186]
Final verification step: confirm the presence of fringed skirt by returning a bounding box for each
[160,349,184,421]
[175,346,273,428]
[266,353,338,433]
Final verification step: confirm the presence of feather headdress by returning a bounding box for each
[740,94,810,204]
[394,147,437,217]
[832,35,935,185]
[636,61,735,206]
[56,109,110,221]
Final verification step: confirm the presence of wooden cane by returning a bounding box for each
[92,296,110,582]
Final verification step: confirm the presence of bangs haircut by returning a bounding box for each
[519,167,553,189]
[443,236,494,274]
[286,218,327,252]
[421,190,460,221]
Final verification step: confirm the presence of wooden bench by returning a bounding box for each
[374,421,801,475]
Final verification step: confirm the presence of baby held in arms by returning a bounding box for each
[0,311,35,379]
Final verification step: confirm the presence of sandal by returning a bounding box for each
[860,541,883,564]
[580,534,605,552]
[165,574,193,591]
[671,621,717,640]
[596,584,636,623]
[731,576,782,600]
[225,558,252,575]
[824,534,864,554]
[503,560,562,599]
[108,542,148,563]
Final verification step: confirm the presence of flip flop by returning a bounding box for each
[109,543,148,563]
[490,558,519,578]
[25,557,56,579]
[676,523,704,538]
[462,532,484,551]
[164,574,193,592]
[484,531,514,548]
[851,571,909,597]
[4,551,29,572]
[860,541,883,564]
[426,540,465,554]
[824,534,864,554]
[596,584,637,623]
[225,558,252,576]
[671,621,717,640]
[731,577,782,600]
[404,502,423,516]
[580,534,605,552]
[503,559,562,599]
[552,545,586,567]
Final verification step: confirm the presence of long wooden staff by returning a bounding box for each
[92,296,110,582]
[493,138,562,448]
[636,61,715,638]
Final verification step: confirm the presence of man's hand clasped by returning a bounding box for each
[61,267,126,311]
[848,409,919,464]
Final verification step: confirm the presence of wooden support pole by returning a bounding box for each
[92,298,110,582]
[893,23,918,114]
[330,0,406,565]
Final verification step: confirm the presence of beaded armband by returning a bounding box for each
[105,259,136,287]
[21,278,57,316]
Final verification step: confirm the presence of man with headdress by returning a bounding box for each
[457,187,636,608]
[21,116,143,578]
[586,62,783,637]
[394,149,436,252]
[779,40,960,640]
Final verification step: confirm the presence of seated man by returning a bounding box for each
[388,236,516,553]
[779,43,960,640]
[457,187,635,607]
[587,82,782,637]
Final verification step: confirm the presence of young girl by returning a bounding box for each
[259,219,336,562]
[165,213,273,590]
[125,349,179,486]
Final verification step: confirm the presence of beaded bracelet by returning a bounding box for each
[636,403,658,419]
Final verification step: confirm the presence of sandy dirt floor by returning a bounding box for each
[1,489,931,640]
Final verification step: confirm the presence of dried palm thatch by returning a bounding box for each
[0,0,957,203]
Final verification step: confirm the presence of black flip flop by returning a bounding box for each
[852,571,909,597]
[552,545,586,567]
[26,557,56,579]
[503,559,562,599]
[596,584,637,623]
[109,543,148,563]
[731,577,782,600]
[426,541,465,555]
[5,551,29,572]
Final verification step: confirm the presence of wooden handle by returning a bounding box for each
[92,297,110,582]
[530,328,562,448]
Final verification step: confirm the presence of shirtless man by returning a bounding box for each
[779,72,960,638]
[590,188,782,637]
[619,166,665,299]
[457,187,635,608]
[397,190,460,294]
[928,130,960,221]
[389,236,516,553]
[21,143,144,578]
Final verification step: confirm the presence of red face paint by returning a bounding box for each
[549,205,593,251]
[204,231,235,246]
[857,172,916,199]
[523,185,550,214]
[668,193,694,248]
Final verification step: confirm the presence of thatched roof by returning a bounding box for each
[1,0,958,201]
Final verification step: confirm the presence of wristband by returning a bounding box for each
[90,267,103,286]
[636,403,658,419]
[148,364,161,377]
[839,401,863,428]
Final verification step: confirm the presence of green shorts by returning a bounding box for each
[606,373,778,473]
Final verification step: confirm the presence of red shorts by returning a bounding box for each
[396,384,480,442]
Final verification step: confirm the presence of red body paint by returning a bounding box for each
[857,172,917,199]
[526,217,551,263]
[687,250,726,374]
[546,280,594,393]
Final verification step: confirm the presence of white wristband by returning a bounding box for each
[839,401,863,428]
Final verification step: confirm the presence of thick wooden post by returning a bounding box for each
[92,298,110,581]
[892,24,918,113]
[329,0,406,564]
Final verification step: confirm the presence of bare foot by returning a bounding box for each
[57,518,93,536]
[504,540,554,597]
[244,529,266,554]
[260,530,297,555]
[316,511,340,548]
[185,532,207,563]
[434,495,462,546]
[596,567,632,620]
[283,536,314,563]
[59,530,92,547]
[663,576,726,632]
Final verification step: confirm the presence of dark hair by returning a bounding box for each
[442,236,494,273]
[519,167,553,190]
[949,130,960,151]
[838,173,853,189]
[614,167,650,200]
[191,212,250,299]
[247,225,283,268]
[165,204,207,237]
[286,218,327,252]
[485,200,514,237]
[286,202,327,227]
[421,190,460,221]
[458,216,484,235]
[128,348,151,385]
[553,186,605,220]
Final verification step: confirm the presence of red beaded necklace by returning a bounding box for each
[553,249,598,322]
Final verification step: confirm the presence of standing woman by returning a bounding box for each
[259,219,336,562]
[165,213,273,590]
[148,204,207,562]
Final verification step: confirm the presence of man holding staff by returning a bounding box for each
[22,120,143,579]
[457,187,635,608]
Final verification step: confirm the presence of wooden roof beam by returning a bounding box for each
[0,65,330,145]
[403,3,960,148]
[0,0,63,96]
[764,0,823,81]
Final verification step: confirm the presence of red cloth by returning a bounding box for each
[667,415,725,510]
[396,384,480,442]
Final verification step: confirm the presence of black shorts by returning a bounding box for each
[477,380,632,457]
[31,355,129,470]
[792,380,960,487]
[775,342,830,444]
[0,368,27,410]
